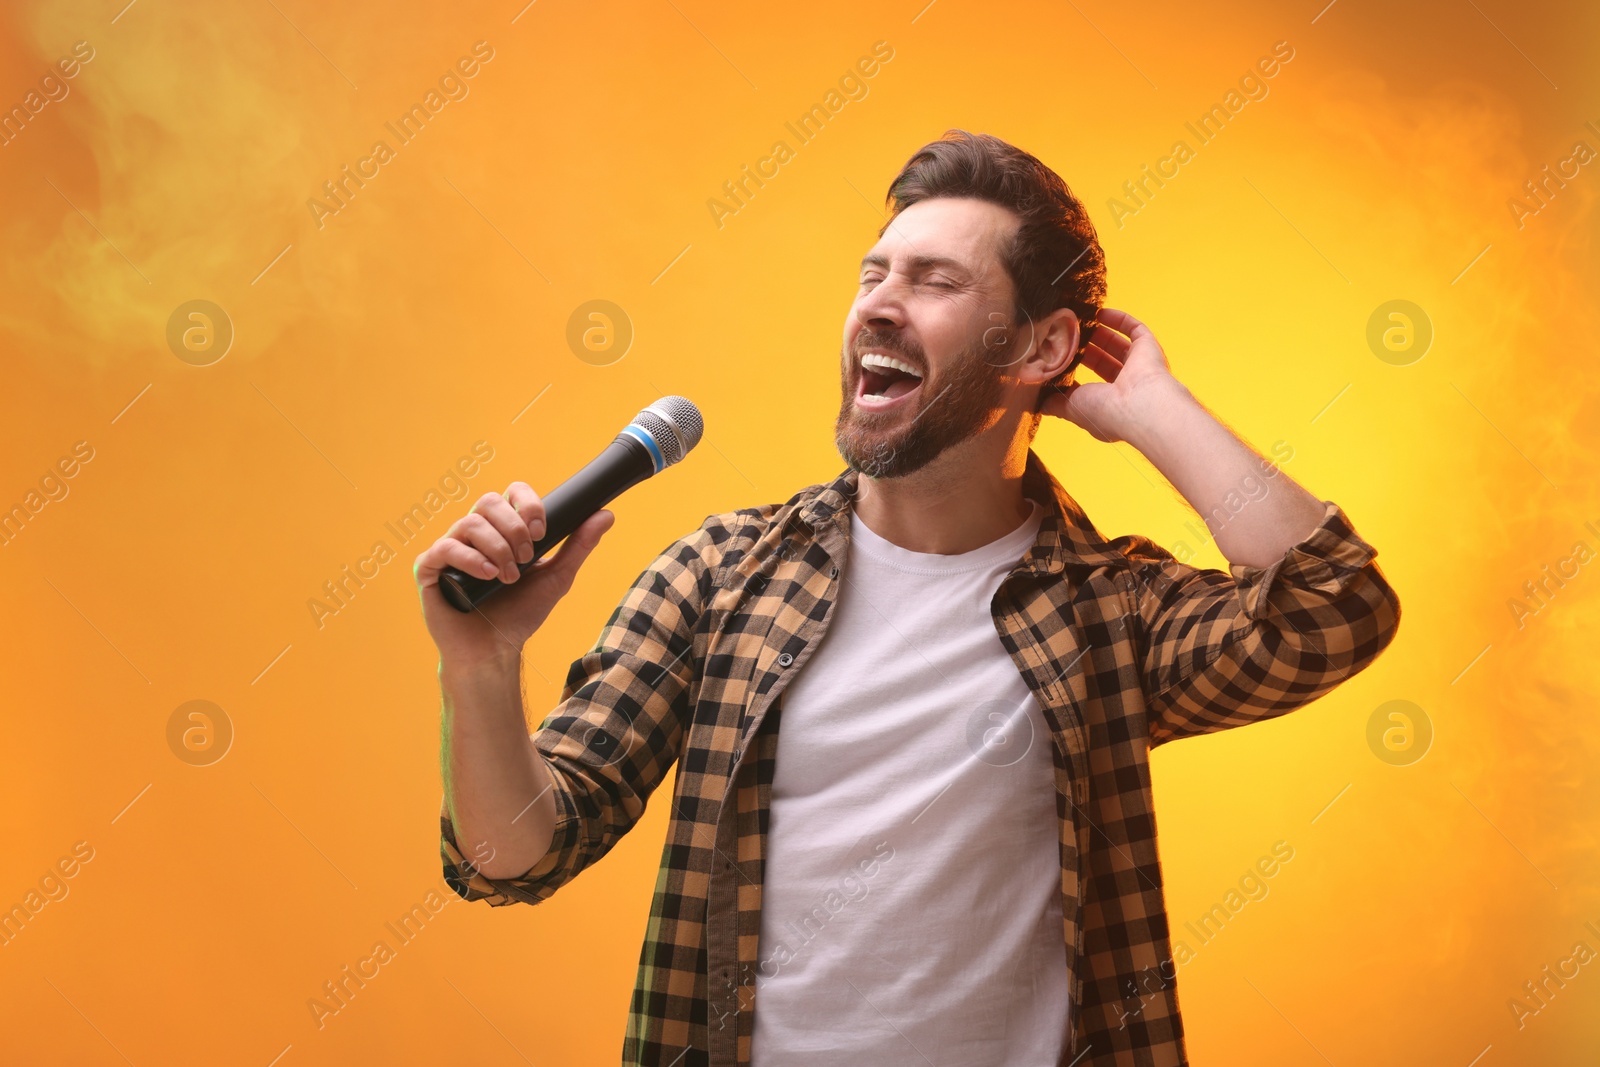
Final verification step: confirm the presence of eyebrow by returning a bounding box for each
[859,252,972,277]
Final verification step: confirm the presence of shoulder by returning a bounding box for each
[1046,493,1191,579]
[1102,531,1186,569]
[1024,449,1186,577]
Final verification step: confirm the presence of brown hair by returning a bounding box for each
[881,129,1106,396]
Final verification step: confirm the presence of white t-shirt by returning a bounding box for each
[750,498,1071,1065]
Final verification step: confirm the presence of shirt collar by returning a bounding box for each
[797,448,1129,573]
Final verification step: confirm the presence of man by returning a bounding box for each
[415,129,1401,1066]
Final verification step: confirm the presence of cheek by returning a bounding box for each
[921,320,969,364]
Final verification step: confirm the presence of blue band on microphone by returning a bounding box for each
[620,425,665,474]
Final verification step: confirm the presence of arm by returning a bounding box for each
[442,525,715,904]
[415,484,617,884]
[420,500,721,906]
[1120,378,1327,570]
[1120,499,1399,742]
[438,654,559,881]
[1045,309,1402,740]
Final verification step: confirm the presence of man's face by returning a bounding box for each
[836,196,1028,479]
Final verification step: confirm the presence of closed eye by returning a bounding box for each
[858,274,959,290]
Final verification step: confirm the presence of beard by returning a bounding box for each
[834,324,1012,480]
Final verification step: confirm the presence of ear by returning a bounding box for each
[1015,306,1082,388]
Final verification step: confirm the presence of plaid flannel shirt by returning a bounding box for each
[441,447,1401,1066]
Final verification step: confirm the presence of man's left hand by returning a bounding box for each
[1039,307,1189,445]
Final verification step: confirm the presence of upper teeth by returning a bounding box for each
[860,352,922,378]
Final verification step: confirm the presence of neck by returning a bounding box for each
[852,434,1035,555]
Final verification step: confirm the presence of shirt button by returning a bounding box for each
[776,652,794,667]
[830,565,839,577]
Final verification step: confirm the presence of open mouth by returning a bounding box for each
[856,351,924,409]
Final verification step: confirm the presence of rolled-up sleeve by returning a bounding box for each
[440,519,721,906]
[1127,500,1401,745]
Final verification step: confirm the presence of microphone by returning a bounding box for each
[439,396,704,613]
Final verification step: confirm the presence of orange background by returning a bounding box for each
[2,0,1597,1063]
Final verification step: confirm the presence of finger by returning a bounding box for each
[1095,307,1154,344]
[1079,341,1123,382]
[414,535,505,587]
[503,482,548,543]
[447,511,519,584]
[1086,321,1132,359]
[472,492,534,581]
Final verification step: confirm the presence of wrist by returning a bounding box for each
[439,646,523,686]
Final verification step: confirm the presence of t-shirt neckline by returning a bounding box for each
[848,498,1044,575]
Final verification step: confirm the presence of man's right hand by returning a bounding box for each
[413,481,616,667]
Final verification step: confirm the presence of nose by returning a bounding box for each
[852,273,908,332]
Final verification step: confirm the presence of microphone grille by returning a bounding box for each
[630,396,704,468]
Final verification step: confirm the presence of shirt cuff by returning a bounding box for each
[1227,500,1379,621]
[439,785,582,907]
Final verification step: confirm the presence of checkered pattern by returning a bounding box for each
[441,448,1401,1066]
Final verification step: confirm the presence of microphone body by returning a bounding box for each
[438,397,702,613]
